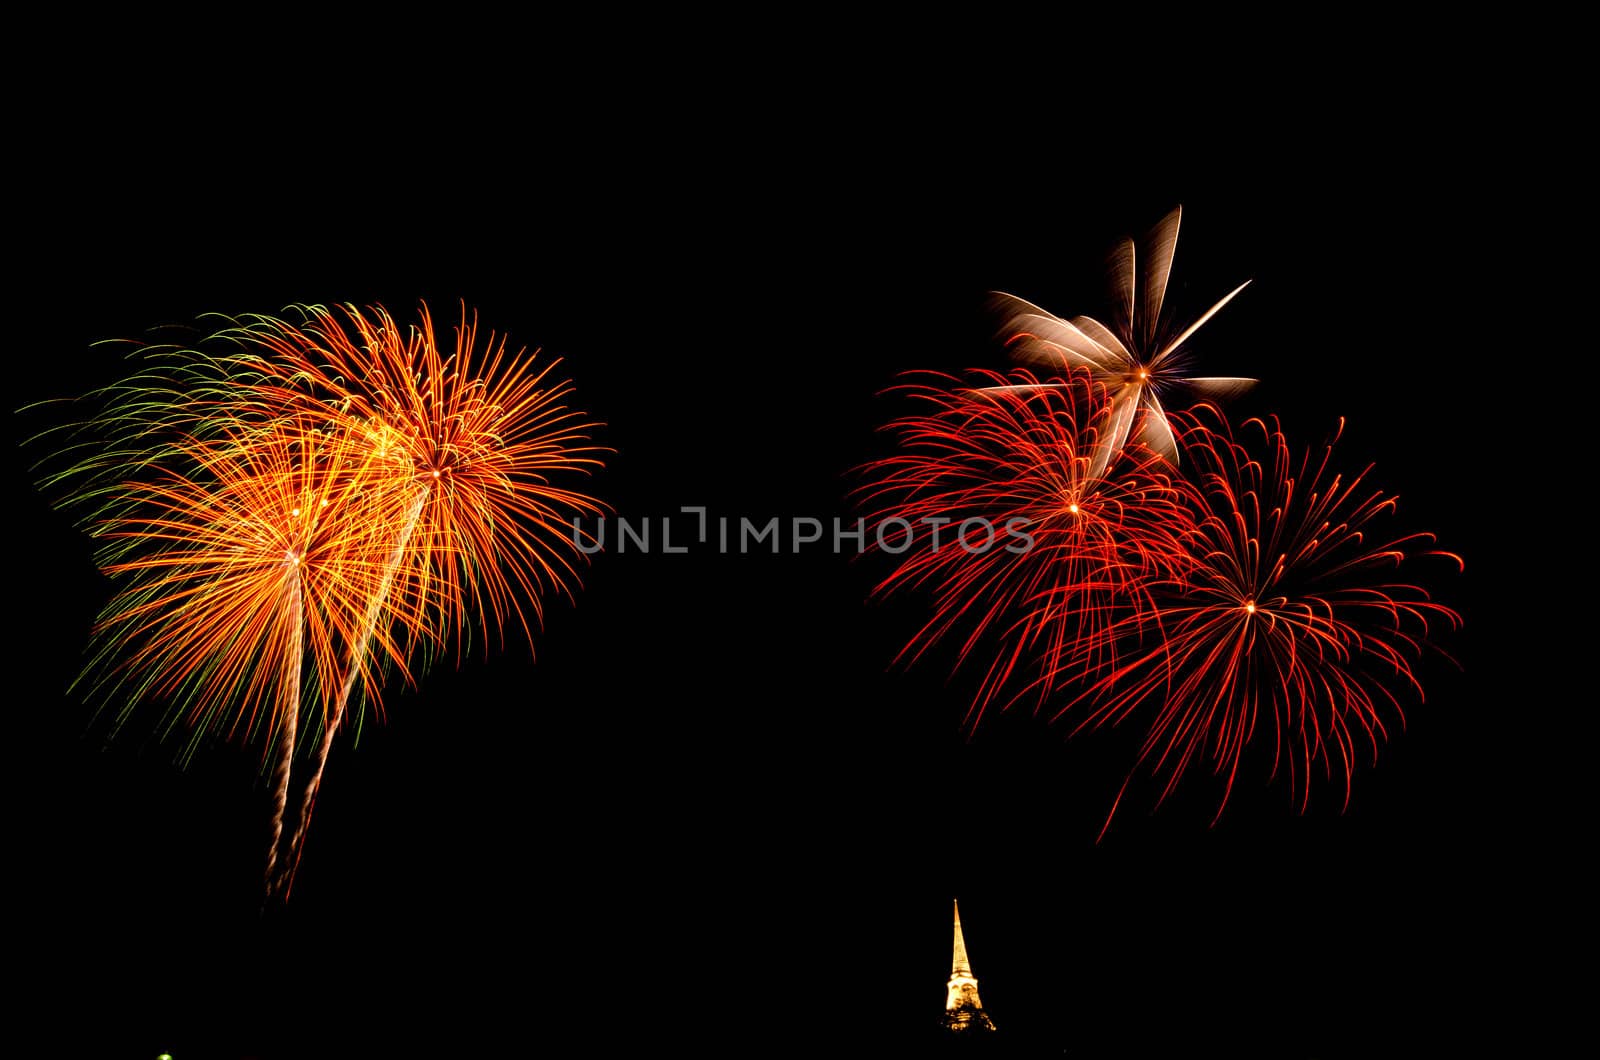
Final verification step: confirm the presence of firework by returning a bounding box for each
[988,206,1256,475]
[241,303,607,895]
[857,368,1195,729]
[77,414,429,884]
[43,303,604,898]
[1054,406,1461,833]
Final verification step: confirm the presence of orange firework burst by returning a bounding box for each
[50,302,605,898]
[1057,405,1462,833]
[857,368,1195,728]
[246,303,606,655]
[239,302,606,894]
[82,416,422,739]
[79,413,430,882]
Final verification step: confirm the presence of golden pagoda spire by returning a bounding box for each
[952,898,973,977]
[942,899,996,1033]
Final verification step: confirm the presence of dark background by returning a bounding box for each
[12,100,1523,1057]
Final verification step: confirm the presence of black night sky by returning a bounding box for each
[13,91,1529,1057]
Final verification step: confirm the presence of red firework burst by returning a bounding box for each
[1057,405,1462,834]
[857,368,1196,728]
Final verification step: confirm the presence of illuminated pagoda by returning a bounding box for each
[942,899,997,1033]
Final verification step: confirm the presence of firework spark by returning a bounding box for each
[857,368,1195,729]
[1053,406,1461,834]
[988,206,1256,476]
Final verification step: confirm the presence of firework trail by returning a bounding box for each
[857,367,1195,729]
[1049,406,1462,835]
[988,206,1256,476]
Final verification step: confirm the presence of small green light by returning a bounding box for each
[157,1053,173,1060]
